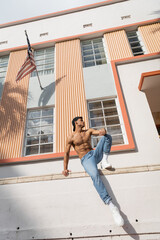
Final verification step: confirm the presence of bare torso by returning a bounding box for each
[63,127,105,175]
[71,130,93,159]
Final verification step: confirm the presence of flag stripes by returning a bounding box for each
[15,51,36,82]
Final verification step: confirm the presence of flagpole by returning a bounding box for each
[35,68,44,90]
[25,30,44,90]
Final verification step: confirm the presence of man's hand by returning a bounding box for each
[62,169,71,177]
[99,128,106,136]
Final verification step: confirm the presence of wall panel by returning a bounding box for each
[55,39,89,153]
[139,23,160,53]
[104,30,133,60]
[0,50,29,159]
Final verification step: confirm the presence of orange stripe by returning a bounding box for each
[104,30,133,60]
[138,70,160,91]
[0,144,133,164]
[139,23,160,53]
[0,0,121,28]
[111,52,160,63]
[0,151,77,164]
[55,39,89,152]
[111,61,135,150]
[0,18,159,54]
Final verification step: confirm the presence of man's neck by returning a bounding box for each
[75,126,83,133]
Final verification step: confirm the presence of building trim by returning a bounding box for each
[111,61,135,150]
[0,164,160,185]
[0,0,127,28]
[138,70,160,91]
[0,151,76,165]
[111,52,160,64]
[0,18,159,55]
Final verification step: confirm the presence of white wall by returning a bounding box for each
[0,0,160,52]
[0,170,160,239]
[27,73,55,108]
[0,157,83,178]
[111,58,160,168]
[83,64,116,100]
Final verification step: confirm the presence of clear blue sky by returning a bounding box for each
[0,0,104,24]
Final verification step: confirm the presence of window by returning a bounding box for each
[31,47,55,77]
[81,38,107,68]
[88,98,127,148]
[24,107,54,156]
[0,55,9,99]
[127,31,144,56]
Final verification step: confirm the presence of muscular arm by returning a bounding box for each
[88,128,106,136]
[62,136,72,176]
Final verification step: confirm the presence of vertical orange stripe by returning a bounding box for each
[111,61,135,150]
[104,30,133,60]
[55,39,89,153]
[0,50,29,159]
[139,23,160,53]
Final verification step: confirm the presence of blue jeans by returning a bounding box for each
[81,134,112,204]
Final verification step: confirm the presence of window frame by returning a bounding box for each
[126,30,145,56]
[88,96,128,148]
[81,38,107,68]
[23,106,55,157]
[31,47,55,77]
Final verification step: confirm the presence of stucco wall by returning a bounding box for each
[27,74,55,108]
[83,64,116,100]
[0,1,160,239]
[112,58,160,168]
[0,170,160,239]
[0,0,160,51]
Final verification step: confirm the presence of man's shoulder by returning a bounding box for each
[67,133,74,144]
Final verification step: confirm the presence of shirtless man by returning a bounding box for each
[62,116,124,227]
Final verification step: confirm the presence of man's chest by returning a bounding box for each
[73,132,91,145]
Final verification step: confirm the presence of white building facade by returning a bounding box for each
[0,0,160,239]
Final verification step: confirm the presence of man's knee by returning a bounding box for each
[90,170,100,180]
[104,134,112,144]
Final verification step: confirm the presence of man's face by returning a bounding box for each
[76,118,85,129]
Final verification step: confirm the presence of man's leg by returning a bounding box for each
[92,135,124,227]
[93,134,112,168]
[81,151,111,204]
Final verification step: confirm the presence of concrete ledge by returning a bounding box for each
[0,164,160,185]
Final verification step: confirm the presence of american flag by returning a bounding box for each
[16,31,36,82]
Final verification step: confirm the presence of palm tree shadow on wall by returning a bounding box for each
[38,75,66,107]
[0,81,28,159]
[0,82,27,138]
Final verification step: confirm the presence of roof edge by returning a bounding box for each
[0,0,127,28]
